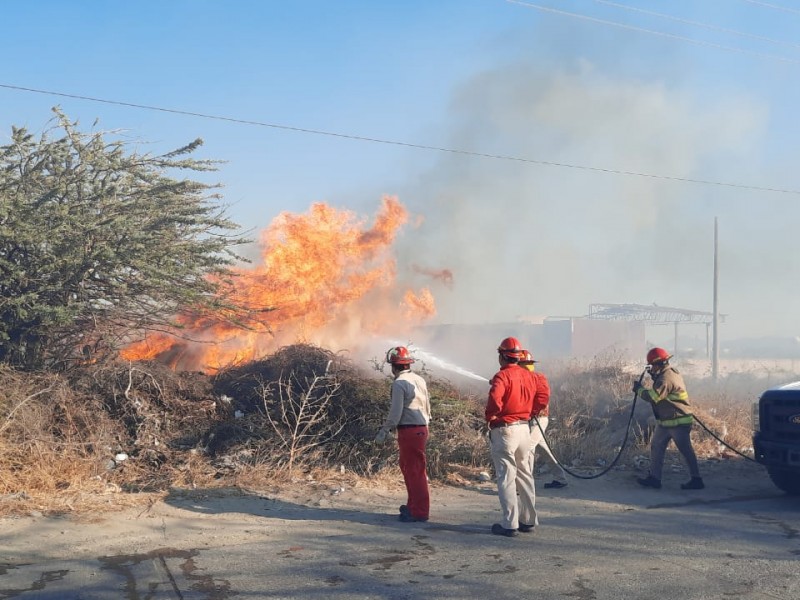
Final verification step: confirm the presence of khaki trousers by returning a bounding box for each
[530,416,568,482]
[490,423,538,530]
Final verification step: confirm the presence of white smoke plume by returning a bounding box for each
[394,57,799,343]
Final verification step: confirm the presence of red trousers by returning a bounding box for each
[398,426,430,520]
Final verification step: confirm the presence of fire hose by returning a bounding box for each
[530,369,647,480]
[691,415,757,462]
[533,369,757,481]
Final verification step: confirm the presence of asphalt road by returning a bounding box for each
[1,458,798,600]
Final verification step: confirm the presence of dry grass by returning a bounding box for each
[688,395,753,457]
[536,354,754,474]
[0,348,762,516]
[542,355,649,470]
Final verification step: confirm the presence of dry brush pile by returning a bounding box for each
[0,344,489,515]
[0,346,756,516]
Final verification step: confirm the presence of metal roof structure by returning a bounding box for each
[587,303,726,324]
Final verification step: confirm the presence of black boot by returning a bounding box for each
[491,523,518,537]
[636,475,662,489]
[681,477,705,490]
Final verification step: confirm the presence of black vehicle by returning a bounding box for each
[752,381,800,495]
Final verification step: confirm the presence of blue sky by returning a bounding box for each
[2,0,800,345]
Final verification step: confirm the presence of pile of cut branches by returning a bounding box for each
[0,344,490,515]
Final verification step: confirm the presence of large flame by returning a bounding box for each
[121,195,440,372]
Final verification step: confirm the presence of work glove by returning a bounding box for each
[632,380,643,394]
[374,427,389,444]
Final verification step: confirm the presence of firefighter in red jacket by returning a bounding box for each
[520,351,568,489]
[485,337,538,537]
[634,347,704,490]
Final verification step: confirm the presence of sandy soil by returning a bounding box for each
[0,454,773,560]
[1,456,797,600]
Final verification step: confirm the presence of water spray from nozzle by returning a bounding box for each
[386,340,489,383]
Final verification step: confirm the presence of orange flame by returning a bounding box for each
[412,266,454,289]
[402,288,436,320]
[121,195,439,372]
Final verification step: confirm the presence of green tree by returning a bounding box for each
[0,109,249,370]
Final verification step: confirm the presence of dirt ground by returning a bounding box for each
[2,455,798,600]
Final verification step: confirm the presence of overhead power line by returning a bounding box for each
[2,82,800,196]
[741,0,800,16]
[506,0,800,65]
[592,0,800,51]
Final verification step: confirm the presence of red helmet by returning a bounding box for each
[497,337,525,359]
[386,346,415,365]
[519,350,537,365]
[646,347,672,365]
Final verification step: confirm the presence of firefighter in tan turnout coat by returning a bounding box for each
[634,347,704,490]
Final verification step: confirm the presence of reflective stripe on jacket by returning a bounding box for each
[637,366,694,427]
[659,415,694,427]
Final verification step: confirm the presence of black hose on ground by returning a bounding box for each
[691,414,757,462]
[534,370,758,480]
[532,369,647,481]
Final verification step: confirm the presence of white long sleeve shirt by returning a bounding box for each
[382,370,431,430]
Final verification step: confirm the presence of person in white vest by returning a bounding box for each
[375,346,432,522]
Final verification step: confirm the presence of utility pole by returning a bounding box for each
[712,217,719,381]
[674,321,679,357]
